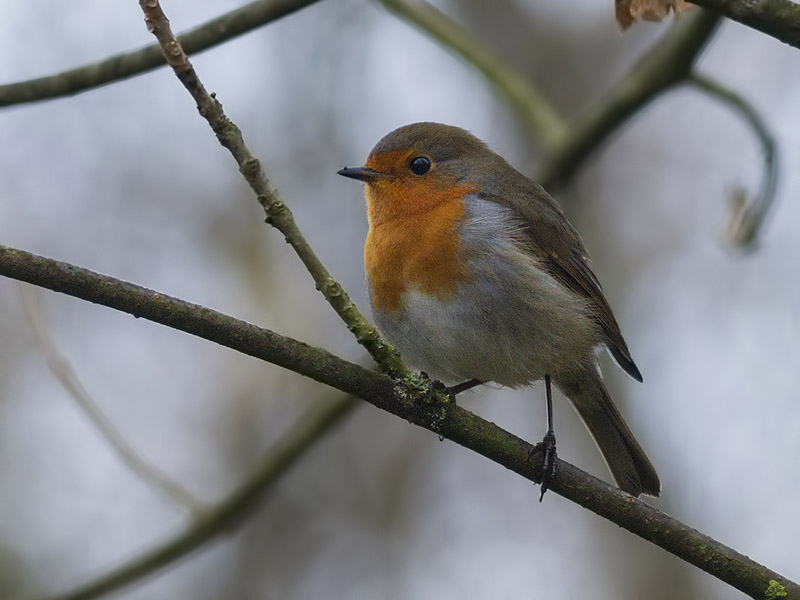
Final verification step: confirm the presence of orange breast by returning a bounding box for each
[364,188,474,314]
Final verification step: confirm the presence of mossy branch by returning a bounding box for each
[139,0,405,377]
[1,245,798,600]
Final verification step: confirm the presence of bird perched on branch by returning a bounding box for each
[338,122,659,498]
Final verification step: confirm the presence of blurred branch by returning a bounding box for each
[0,0,322,108]
[537,9,721,188]
[687,73,778,248]
[3,2,791,598]
[2,245,799,600]
[19,286,205,516]
[376,6,778,246]
[45,393,360,600]
[379,5,726,193]
[380,0,565,149]
[139,0,406,378]
[690,0,800,50]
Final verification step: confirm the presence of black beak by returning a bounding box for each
[337,166,385,182]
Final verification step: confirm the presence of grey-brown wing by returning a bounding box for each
[479,183,642,382]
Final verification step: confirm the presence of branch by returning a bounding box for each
[377,5,720,188]
[138,0,405,377]
[0,0,322,108]
[2,245,798,600]
[20,286,204,516]
[536,9,721,188]
[376,6,781,241]
[690,0,800,51]
[687,73,778,248]
[380,0,565,149]
[43,394,360,600]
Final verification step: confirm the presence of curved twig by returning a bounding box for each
[379,4,720,189]
[380,0,565,149]
[20,286,204,516]
[0,245,798,600]
[690,0,800,51]
[687,73,778,248]
[0,0,322,108]
[536,9,722,188]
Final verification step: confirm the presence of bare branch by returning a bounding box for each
[1,244,798,600]
[43,394,360,600]
[537,9,721,188]
[687,73,778,248]
[690,0,800,51]
[372,6,778,240]
[1,3,791,598]
[380,0,565,149]
[0,0,322,108]
[19,286,205,516]
[378,5,728,199]
[137,0,405,377]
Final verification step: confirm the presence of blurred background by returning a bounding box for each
[1,1,799,598]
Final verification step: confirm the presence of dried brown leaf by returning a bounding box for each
[616,0,692,30]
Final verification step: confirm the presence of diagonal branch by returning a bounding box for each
[1,244,798,600]
[20,286,204,516]
[377,5,720,187]
[0,0,322,108]
[687,73,778,248]
[138,0,405,377]
[536,9,721,188]
[367,6,780,243]
[43,393,360,600]
[689,0,800,51]
[380,0,565,149]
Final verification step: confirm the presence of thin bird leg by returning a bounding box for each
[446,378,482,396]
[422,376,483,442]
[420,374,480,405]
[539,374,557,501]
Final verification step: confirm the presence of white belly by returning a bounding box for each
[370,199,602,387]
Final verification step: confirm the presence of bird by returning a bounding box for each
[337,122,660,498]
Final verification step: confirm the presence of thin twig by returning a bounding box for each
[138,0,405,377]
[1,244,798,600]
[687,73,779,248]
[690,0,800,51]
[380,0,565,149]
[0,0,322,108]
[19,286,205,516]
[42,393,360,600]
[536,9,722,188]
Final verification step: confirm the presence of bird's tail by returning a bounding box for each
[560,371,660,497]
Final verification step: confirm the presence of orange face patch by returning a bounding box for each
[362,150,478,313]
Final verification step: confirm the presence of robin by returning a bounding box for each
[338,122,660,498]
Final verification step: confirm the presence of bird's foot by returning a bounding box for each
[420,372,453,405]
[446,378,482,397]
[529,430,557,502]
[420,374,481,406]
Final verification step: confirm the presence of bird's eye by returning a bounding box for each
[409,156,431,175]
